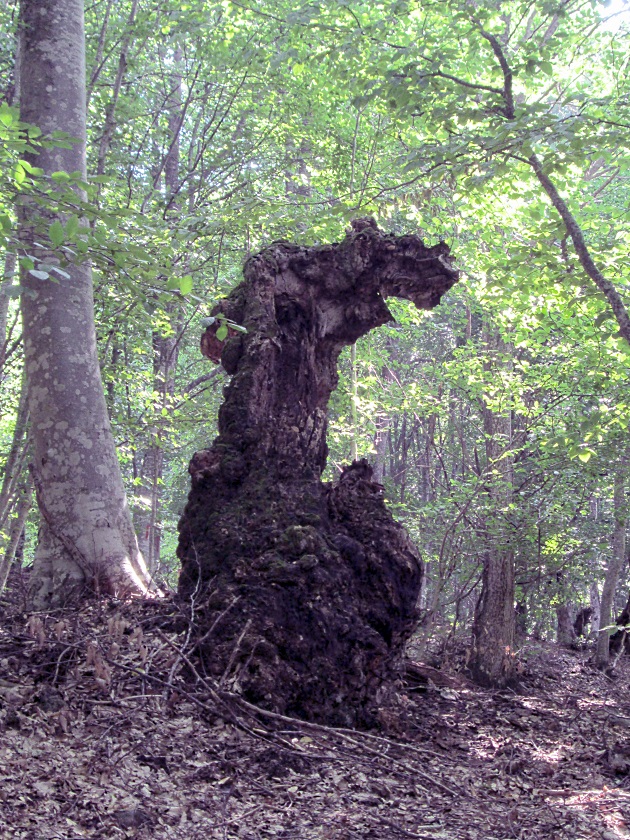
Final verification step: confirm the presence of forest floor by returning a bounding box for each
[1,575,629,840]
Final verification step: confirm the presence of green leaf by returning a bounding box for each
[179,275,193,295]
[49,220,64,248]
[594,311,613,328]
[65,215,80,237]
[216,324,228,341]
[0,104,14,127]
[28,269,50,280]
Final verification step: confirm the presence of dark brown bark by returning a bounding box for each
[177,219,458,726]
[573,607,593,638]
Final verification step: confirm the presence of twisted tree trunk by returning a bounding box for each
[177,219,458,725]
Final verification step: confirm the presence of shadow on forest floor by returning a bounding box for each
[0,571,629,840]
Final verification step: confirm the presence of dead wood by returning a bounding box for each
[177,219,459,725]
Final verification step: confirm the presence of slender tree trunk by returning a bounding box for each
[372,386,390,485]
[596,461,627,669]
[0,253,15,381]
[349,342,359,461]
[18,0,151,605]
[96,0,140,177]
[0,371,29,536]
[86,0,114,106]
[135,328,179,573]
[469,328,516,687]
[134,48,184,575]
[514,599,527,644]
[0,479,32,592]
[484,31,630,349]
[590,582,601,636]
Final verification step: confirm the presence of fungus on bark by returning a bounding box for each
[177,219,458,726]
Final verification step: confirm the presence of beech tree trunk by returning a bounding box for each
[177,219,458,725]
[18,0,151,605]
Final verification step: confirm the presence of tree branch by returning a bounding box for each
[475,26,515,118]
[528,153,630,345]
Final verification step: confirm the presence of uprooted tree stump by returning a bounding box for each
[177,219,458,726]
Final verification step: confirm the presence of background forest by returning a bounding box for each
[1,0,630,659]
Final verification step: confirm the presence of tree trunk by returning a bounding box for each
[134,48,183,575]
[0,371,29,538]
[177,219,458,725]
[0,479,32,592]
[590,582,601,636]
[0,253,16,380]
[469,328,516,687]
[18,0,151,606]
[611,586,630,658]
[573,606,593,639]
[135,327,180,573]
[556,603,577,647]
[596,462,627,669]
[514,600,527,644]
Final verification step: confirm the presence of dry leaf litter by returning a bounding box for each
[1,571,629,840]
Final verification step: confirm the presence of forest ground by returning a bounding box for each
[1,573,629,840]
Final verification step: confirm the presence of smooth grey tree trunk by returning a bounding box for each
[18,0,151,605]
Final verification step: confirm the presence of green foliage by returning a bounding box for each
[1,0,630,624]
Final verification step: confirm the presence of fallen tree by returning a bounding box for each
[177,219,458,726]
